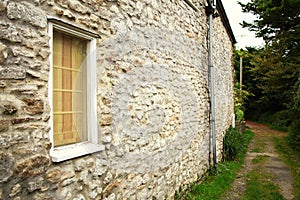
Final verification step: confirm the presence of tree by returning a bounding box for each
[239,0,300,148]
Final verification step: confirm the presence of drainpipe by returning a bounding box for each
[206,0,217,172]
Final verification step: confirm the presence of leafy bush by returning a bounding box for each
[235,108,244,122]
[257,111,291,128]
[223,127,244,161]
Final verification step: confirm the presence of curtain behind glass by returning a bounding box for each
[53,30,87,147]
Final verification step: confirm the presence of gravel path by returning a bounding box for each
[222,121,294,200]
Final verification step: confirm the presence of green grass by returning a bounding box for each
[273,136,300,199]
[184,162,242,200]
[251,155,269,164]
[241,171,284,200]
[251,147,262,153]
[175,129,253,200]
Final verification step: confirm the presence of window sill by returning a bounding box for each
[50,142,105,162]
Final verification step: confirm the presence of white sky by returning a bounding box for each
[222,0,265,49]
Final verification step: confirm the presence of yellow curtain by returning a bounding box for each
[53,31,87,147]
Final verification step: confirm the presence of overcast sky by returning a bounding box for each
[222,0,264,49]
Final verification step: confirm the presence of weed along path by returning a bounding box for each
[222,121,295,200]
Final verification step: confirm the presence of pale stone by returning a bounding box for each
[136,188,148,199]
[79,170,88,182]
[0,119,9,132]
[54,6,64,16]
[89,190,98,199]
[59,186,72,199]
[103,172,113,184]
[27,177,43,192]
[135,1,144,12]
[45,168,63,183]
[67,0,88,14]
[74,159,85,172]
[0,42,7,63]
[106,193,116,200]
[0,152,14,183]
[0,67,26,80]
[110,5,119,13]
[9,183,21,197]
[63,9,76,19]
[60,177,76,187]
[7,2,46,28]
[73,194,86,200]
[92,166,106,178]
[102,135,112,143]
[26,69,41,78]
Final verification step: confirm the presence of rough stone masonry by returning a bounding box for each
[0,0,234,199]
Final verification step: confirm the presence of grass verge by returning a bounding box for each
[273,136,300,199]
[241,170,284,200]
[175,129,253,200]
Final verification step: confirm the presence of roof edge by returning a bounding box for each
[216,0,237,44]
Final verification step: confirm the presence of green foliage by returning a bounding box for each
[233,49,255,122]
[235,108,244,122]
[288,119,300,151]
[223,127,245,161]
[234,82,250,122]
[237,0,300,150]
[239,0,300,44]
[251,111,291,129]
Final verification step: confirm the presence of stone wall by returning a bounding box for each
[0,0,234,199]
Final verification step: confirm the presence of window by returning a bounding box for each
[48,18,104,162]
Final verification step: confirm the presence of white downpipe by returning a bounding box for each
[207,0,217,171]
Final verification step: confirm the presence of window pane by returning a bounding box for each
[53,30,87,147]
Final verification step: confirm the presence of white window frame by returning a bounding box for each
[48,18,104,162]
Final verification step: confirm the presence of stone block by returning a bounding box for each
[68,0,88,14]
[45,168,63,183]
[22,98,44,115]
[0,119,9,132]
[0,23,22,43]
[33,192,54,200]
[0,67,26,80]
[7,2,47,28]
[60,177,76,187]
[15,155,50,177]
[0,42,8,64]
[2,104,18,115]
[100,114,113,126]
[11,117,35,124]
[102,135,112,143]
[0,151,15,183]
[28,179,42,193]
[9,183,21,198]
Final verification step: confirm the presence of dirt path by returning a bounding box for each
[222,121,294,200]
